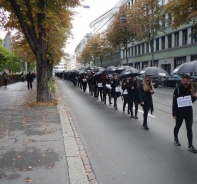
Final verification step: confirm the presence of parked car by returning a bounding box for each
[161,74,182,87]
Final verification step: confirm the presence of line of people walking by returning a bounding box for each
[59,72,197,154]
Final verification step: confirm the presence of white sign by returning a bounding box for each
[123,89,128,94]
[82,79,87,82]
[106,84,111,89]
[115,87,122,92]
[177,95,192,108]
[97,83,103,87]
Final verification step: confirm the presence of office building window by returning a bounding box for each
[156,38,159,51]
[131,47,133,56]
[135,62,140,70]
[135,46,137,56]
[138,45,141,55]
[192,28,197,43]
[142,43,145,54]
[174,57,186,69]
[168,34,172,48]
[161,0,165,5]
[142,61,148,69]
[161,36,165,50]
[146,42,149,53]
[174,32,179,47]
[182,29,188,45]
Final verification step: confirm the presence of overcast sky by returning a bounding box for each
[0,0,118,54]
[65,0,118,54]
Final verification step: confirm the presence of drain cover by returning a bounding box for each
[6,173,21,180]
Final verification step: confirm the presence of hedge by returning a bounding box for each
[0,74,21,86]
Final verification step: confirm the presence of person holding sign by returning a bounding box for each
[127,76,141,119]
[111,73,120,110]
[102,74,112,105]
[172,75,197,153]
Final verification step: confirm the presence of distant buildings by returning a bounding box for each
[2,34,12,51]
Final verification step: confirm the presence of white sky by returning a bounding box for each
[0,0,118,54]
[65,0,118,54]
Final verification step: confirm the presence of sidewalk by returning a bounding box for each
[0,81,97,184]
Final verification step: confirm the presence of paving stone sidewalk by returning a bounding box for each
[0,81,96,184]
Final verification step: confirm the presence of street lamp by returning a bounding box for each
[120,16,129,66]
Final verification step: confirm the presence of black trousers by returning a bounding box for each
[142,103,149,125]
[27,81,32,89]
[128,100,138,116]
[103,88,111,104]
[123,94,128,110]
[174,116,193,146]
[3,79,8,87]
[112,92,117,108]
[82,82,87,92]
[97,87,103,100]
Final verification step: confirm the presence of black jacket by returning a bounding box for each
[139,83,154,113]
[172,84,196,117]
[127,81,141,103]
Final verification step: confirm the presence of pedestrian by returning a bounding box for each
[102,74,112,105]
[172,75,197,153]
[26,71,34,89]
[122,77,130,114]
[2,70,9,87]
[82,75,87,92]
[139,75,154,130]
[111,73,120,110]
[97,75,104,102]
[127,76,141,119]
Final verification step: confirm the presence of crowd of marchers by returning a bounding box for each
[55,70,197,154]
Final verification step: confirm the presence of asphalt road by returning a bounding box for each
[57,78,197,184]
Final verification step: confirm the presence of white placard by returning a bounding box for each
[106,84,111,89]
[97,83,103,87]
[123,89,128,94]
[177,95,192,108]
[115,87,122,92]
[82,79,87,82]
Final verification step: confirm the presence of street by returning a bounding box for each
[57,78,197,184]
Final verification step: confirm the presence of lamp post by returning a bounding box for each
[120,16,129,66]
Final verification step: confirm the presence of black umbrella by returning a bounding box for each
[173,60,197,73]
[119,68,140,79]
[140,67,170,77]
[93,70,104,78]
[86,66,95,71]
[104,66,117,74]
[94,66,105,72]
[115,66,131,74]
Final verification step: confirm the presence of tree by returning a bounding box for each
[0,0,80,102]
[106,5,135,65]
[165,0,197,29]
[128,0,165,65]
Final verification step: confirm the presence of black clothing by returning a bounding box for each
[102,78,112,104]
[139,83,154,126]
[127,81,141,116]
[172,84,196,146]
[26,73,34,89]
[172,85,196,117]
[111,78,120,108]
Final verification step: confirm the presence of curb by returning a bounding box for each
[56,81,98,184]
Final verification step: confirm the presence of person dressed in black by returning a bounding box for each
[127,76,141,119]
[102,74,112,105]
[2,71,9,87]
[139,75,154,130]
[172,75,197,153]
[111,73,120,110]
[122,77,130,114]
[97,75,104,102]
[82,75,87,92]
[26,71,34,89]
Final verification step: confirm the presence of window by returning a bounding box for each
[168,34,172,48]
[161,14,165,28]
[174,57,186,68]
[135,46,137,56]
[161,36,165,50]
[182,29,188,45]
[192,28,197,43]
[168,14,172,25]
[131,47,133,56]
[174,32,179,47]
[146,42,149,53]
[142,43,145,54]
[161,0,165,5]
[138,45,141,55]
[156,38,159,51]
